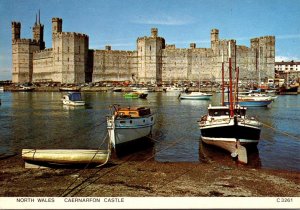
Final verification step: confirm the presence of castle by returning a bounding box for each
[12,16,275,84]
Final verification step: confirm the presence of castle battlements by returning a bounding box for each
[34,48,53,54]
[93,49,134,55]
[11,22,21,26]
[12,38,37,45]
[53,32,89,39]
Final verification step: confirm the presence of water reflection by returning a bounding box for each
[199,140,261,168]
[0,91,299,171]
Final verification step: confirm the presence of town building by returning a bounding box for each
[12,16,275,84]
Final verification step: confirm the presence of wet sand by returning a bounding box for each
[0,153,299,197]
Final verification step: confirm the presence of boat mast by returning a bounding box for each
[221,51,225,106]
[258,47,261,90]
[235,67,240,104]
[228,41,234,117]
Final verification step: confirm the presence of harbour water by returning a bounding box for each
[0,91,299,171]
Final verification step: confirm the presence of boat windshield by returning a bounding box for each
[69,93,82,101]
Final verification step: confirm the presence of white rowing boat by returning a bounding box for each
[22,149,109,167]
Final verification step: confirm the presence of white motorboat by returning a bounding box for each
[179,91,212,100]
[107,105,155,150]
[61,92,85,106]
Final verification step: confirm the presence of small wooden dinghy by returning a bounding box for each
[22,149,110,168]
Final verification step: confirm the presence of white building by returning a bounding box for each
[275,61,300,73]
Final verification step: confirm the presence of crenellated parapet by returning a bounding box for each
[52,32,89,39]
[33,48,53,59]
[12,38,38,45]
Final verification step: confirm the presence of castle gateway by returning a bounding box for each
[12,17,275,84]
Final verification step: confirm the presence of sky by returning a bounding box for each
[0,0,300,80]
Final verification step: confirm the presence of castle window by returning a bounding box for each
[68,47,69,53]
[79,46,80,54]
[150,46,151,51]
[67,57,69,62]
[57,47,59,53]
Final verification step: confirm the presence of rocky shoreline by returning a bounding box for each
[0,153,299,197]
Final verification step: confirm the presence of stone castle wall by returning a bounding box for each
[91,48,136,82]
[12,38,40,83]
[51,32,89,84]
[32,48,53,82]
[12,18,275,84]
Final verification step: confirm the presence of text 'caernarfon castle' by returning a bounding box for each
[12,15,275,84]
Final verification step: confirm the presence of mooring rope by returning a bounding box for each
[64,124,197,197]
[261,121,300,141]
[60,132,110,197]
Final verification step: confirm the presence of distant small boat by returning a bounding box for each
[225,98,273,107]
[22,149,109,167]
[241,93,277,101]
[112,87,122,92]
[0,86,4,91]
[61,92,85,106]
[12,85,35,92]
[278,84,299,95]
[179,92,212,100]
[124,92,148,99]
[107,105,155,150]
[163,86,183,92]
[59,86,80,92]
[132,87,149,93]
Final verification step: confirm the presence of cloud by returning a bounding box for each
[132,15,194,26]
[275,55,300,62]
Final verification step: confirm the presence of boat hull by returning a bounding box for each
[180,95,211,100]
[22,149,109,165]
[200,122,261,144]
[224,100,272,107]
[62,99,85,106]
[59,87,80,92]
[107,114,155,149]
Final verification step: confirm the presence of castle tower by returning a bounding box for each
[12,22,21,40]
[137,28,165,84]
[211,29,219,50]
[52,18,62,36]
[151,28,158,38]
[250,36,275,81]
[32,10,45,50]
[12,20,40,83]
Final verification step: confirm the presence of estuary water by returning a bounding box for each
[0,91,299,171]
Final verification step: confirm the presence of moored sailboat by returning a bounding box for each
[199,41,262,163]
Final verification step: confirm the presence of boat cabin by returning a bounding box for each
[207,105,247,118]
[67,92,82,101]
[115,107,151,118]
